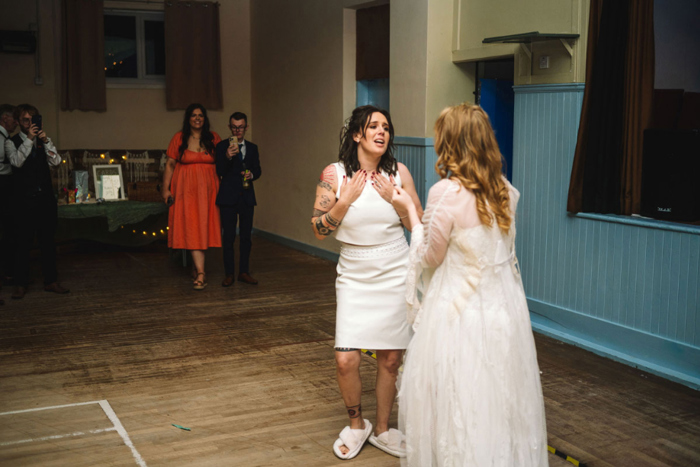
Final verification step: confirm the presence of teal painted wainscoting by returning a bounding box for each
[393,136,438,208]
[513,84,700,389]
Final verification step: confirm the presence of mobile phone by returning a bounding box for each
[229,135,238,145]
[166,196,174,206]
[31,114,43,130]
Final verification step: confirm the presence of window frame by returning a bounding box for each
[104,9,165,88]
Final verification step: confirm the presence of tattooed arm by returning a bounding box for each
[311,164,367,240]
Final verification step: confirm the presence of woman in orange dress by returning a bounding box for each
[162,103,222,290]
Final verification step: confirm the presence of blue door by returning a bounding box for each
[479,79,514,182]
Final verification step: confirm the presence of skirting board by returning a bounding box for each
[528,298,700,390]
[253,228,339,263]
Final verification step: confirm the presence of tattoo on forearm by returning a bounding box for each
[312,208,328,217]
[317,180,332,191]
[325,213,340,228]
[314,212,341,236]
[315,217,332,236]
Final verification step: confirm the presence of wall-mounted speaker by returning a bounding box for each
[641,129,700,222]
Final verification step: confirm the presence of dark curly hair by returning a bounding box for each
[338,105,397,178]
[178,103,216,160]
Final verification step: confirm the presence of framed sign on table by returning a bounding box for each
[92,164,127,201]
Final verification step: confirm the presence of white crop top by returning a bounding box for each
[333,162,405,246]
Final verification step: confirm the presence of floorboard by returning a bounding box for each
[0,237,698,466]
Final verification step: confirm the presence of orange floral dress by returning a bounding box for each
[166,131,222,250]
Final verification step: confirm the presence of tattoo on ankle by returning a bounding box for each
[346,403,361,419]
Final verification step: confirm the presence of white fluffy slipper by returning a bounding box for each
[332,419,372,460]
[368,428,406,457]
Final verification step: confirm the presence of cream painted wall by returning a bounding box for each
[0,0,252,149]
[342,8,357,119]
[0,0,61,141]
[426,0,475,136]
[250,0,345,254]
[390,0,429,137]
[452,0,589,85]
[390,0,475,138]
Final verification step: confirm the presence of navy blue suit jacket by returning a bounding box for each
[215,139,261,207]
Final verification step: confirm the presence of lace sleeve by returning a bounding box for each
[418,180,458,268]
[405,180,457,328]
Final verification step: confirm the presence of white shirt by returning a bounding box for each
[0,125,10,176]
[239,139,247,160]
[4,130,61,168]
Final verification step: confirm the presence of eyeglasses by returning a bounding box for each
[230,125,247,131]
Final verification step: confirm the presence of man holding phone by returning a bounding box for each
[215,111,262,287]
[5,104,69,299]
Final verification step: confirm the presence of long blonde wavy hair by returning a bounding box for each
[434,103,512,234]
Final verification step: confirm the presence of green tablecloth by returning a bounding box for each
[57,201,169,246]
[58,201,168,232]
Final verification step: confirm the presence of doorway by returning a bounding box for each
[476,59,515,182]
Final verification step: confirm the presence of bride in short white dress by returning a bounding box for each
[392,103,548,467]
[311,106,423,460]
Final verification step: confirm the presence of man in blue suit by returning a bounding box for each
[215,112,262,287]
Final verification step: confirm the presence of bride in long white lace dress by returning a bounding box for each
[391,103,548,466]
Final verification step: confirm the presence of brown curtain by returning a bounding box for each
[566,0,603,213]
[356,5,390,81]
[620,1,655,214]
[61,0,106,111]
[567,0,655,215]
[165,1,223,111]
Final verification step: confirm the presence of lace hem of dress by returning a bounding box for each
[339,236,408,259]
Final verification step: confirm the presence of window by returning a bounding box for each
[355,5,390,110]
[105,10,165,85]
[356,79,389,110]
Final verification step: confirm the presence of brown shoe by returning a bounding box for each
[221,274,235,287]
[237,273,258,285]
[44,282,70,294]
[12,286,26,299]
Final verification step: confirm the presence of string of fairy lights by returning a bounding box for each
[61,152,129,165]
[121,225,169,238]
[58,151,169,238]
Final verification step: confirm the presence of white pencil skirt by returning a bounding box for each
[335,237,411,350]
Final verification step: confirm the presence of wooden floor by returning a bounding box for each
[0,236,698,466]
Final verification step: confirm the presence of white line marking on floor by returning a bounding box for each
[0,400,105,416]
[0,400,148,467]
[0,427,116,447]
[98,400,147,467]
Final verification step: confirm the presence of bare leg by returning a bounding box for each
[336,349,364,455]
[191,250,205,275]
[375,349,403,436]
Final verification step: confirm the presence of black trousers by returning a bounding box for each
[14,193,58,287]
[0,175,14,277]
[220,203,254,276]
